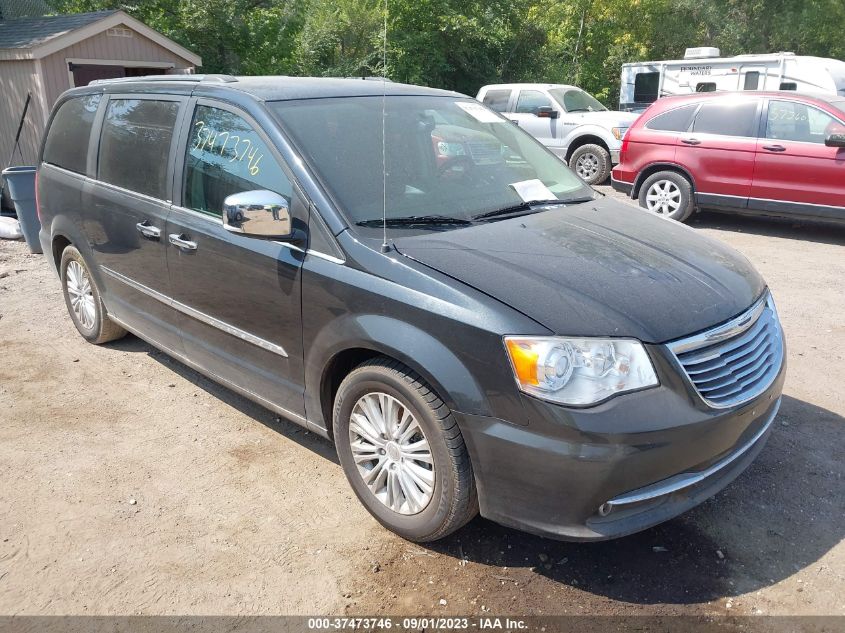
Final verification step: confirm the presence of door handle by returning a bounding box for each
[135,221,161,239]
[168,233,197,250]
[762,144,786,152]
[681,138,702,145]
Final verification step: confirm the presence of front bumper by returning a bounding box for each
[456,347,785,541]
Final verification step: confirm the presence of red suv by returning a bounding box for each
[611,91,845,223]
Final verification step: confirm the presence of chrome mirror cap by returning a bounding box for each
[222,189,293,240]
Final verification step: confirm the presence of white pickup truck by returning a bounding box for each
[476,83,639,184]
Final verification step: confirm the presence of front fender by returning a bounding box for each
[564,125,620,152]
[304,313,489,435]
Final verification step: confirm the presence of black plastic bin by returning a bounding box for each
[2,166,41,254]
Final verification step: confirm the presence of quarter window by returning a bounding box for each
[692,101,758,137]
[765,100,845,144]
[645,104,698,132]
[634,72,659,103]
[43,94,101,174]
[98,99,179,199]
[183,105,292,217]
[515,90,552,114]
[482,89,511,113]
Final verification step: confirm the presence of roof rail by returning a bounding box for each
[90,74,238,86]
[326,76,393,82]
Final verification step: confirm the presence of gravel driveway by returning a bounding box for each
[0,198,842,617]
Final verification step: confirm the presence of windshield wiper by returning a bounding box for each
[355,215,474,228]
[471,200,566,221]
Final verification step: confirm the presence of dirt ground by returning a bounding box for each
[0,194,843,618]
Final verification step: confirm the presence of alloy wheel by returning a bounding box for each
[66,260,96,330]
[348,392,435,515]
[575,152,600,181]
[645,179,682,216]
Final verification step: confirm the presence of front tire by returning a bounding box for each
[570,143,611,185]
[638,171,695,222]
[334,358,478,542]
[60,245,126,344]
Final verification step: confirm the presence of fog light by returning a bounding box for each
[598,502,612,517]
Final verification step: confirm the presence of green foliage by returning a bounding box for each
[47,0,845,105]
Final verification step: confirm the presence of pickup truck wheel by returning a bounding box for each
[571,144,611,185]
[638,171,694,222]
[334,358,478,542]
[60,246,127,344]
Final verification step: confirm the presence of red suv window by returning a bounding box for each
[692,101,758,137]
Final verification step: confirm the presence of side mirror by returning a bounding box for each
[824,133,845,148]
[536,106,559,119]
[222,190,293,240]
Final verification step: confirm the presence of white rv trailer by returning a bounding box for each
[619,47,845,111]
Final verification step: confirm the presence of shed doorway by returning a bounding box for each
[68,61,174,87]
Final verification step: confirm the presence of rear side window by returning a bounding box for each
[645,104,698,132]
[482,89,511,113]
[634,72,659,103]
[692,101,758,137]
[696,82,717,92]
[98,99,180,199]
[183,105,292,217]
[43,94,101,174]
[780,82,797,91]
[515,90,552,114]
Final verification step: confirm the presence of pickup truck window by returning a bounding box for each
[548,88,607,113]
[482,89,511,113]
[515,90,552,114]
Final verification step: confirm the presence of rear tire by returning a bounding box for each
[638,170,695,222]
[570,143,611,185]
[60,245,126,344]
[334,358,478,542]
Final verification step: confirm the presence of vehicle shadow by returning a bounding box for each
[690,211,845,246]
[107,334,841,605]
[425,394,842,605]
[106,335,340,465]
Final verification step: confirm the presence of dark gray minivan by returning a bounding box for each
[37,75,785,542]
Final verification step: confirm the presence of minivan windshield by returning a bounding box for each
[270,96,592,230]
[548,88,607,113]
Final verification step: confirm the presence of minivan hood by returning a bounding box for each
[392,198,765,343]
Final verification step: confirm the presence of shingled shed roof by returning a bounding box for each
[0,10,116,49]
[0,9,201,65]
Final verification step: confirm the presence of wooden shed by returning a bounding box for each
[0,9,201,170]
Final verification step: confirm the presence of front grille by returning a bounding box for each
[668,293,784,408]
[467,141,501,164]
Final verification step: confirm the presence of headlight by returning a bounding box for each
[611,127,628,141]
[504,336,659,406]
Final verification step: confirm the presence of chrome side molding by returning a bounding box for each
[102,267,288,358]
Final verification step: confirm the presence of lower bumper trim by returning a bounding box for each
[610,176,633,196]
[606,398,780,508]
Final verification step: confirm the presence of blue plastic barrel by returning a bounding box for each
[2,166,41,254]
